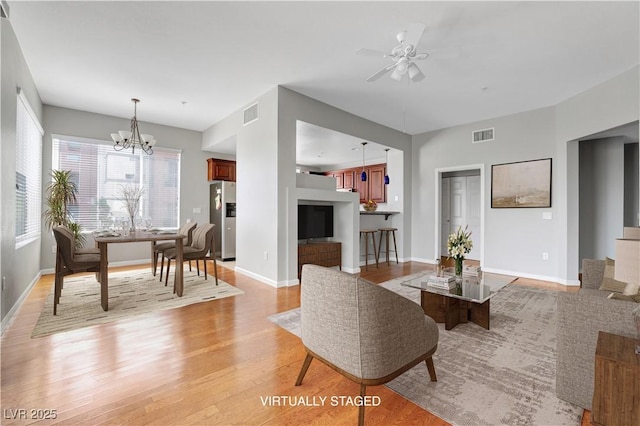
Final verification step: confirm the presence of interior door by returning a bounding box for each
[466,175,481,260]
[441,178,451,256]
[449,176,467,237]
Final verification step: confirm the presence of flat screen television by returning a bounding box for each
[298,204,334,240]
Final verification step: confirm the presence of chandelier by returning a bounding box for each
[110,98,156,155]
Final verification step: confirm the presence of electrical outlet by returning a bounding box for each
[193,207,201,214]
[542,252,549,260]
[52,245,57,253]
[2,276,6,291]
[263,251,268,261]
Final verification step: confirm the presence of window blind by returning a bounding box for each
[52,136,181,231]
[15,90,43,247]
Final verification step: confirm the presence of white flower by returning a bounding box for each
[447,225,473,260]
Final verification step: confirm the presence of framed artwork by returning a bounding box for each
[491,158,552,208]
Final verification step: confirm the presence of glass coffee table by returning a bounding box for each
[402,270,517,330]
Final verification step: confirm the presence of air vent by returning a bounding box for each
[243,103,258,126]
[472,127,495,143]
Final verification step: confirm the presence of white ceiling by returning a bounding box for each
[7,1,639,166]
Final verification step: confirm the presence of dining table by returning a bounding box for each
[93,230,186,311]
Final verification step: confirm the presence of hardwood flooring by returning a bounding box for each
[1,261,588,425]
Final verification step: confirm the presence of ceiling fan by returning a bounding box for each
[357,23,429,83]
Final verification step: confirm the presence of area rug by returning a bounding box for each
[32,267,244,338]
[268,273,582,426]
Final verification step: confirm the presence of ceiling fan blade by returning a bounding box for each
[366,63,397,82]
[356,48,392,57]
[403,22,426,50]
[413,52,429,60]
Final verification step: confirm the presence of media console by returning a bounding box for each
[298,241,342,279]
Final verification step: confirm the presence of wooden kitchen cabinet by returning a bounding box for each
[325,163,386,203]
[207,158,236,181]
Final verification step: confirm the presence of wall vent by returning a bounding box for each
[243,103,259,126]
[472,127,495,143]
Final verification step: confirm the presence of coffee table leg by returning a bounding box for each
[99,241,108,311]
[445,297,463,330]
[469,299,490,330]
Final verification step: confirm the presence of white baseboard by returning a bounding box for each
[234,266,284,288]
[1,271,42,335]
[481,267,581,287]
[409,257,437,265]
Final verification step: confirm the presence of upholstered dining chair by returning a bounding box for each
[163,223,218,290]
[296,264,439,426]
[52,226,102,315]
[154,221,197,280]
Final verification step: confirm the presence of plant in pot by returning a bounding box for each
[43,169,85,248]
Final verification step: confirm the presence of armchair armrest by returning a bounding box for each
[555,291,637,409]
[581,259,605,290]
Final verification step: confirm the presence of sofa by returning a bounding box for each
[556,258,638,409]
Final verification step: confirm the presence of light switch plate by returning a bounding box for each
[193,207,201,214]
[542,212,552,220]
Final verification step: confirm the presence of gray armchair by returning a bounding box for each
[163,223,218,289]
[154,221,197,279]
[52,226,102,315]
[295,264,439,426]
[556,258,637,409]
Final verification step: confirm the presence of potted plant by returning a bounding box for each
[447,225,473,277]
[43,169,85,247]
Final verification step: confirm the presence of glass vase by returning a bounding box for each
[454,258,464,278]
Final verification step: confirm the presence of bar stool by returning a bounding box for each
[377,227,399,266]
[359,229,379,270]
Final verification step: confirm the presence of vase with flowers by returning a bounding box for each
[447,225,473,278]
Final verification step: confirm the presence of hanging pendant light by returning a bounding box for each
[384,148,390,185]
[110,98,156,155]
[360,142,368,181]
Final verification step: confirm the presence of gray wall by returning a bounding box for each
[1,19,43,324]
[40,106,210,270]
[624,142,639,226]
[412,107,559,280]
[202,86,411,286]
[412,66,639,284]
[579,137,626,260]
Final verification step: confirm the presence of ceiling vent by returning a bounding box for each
[243,103,258,126]
[472,127,495,143]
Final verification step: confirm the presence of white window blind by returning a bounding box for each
[15,90,43,247]
[52,136,181,231]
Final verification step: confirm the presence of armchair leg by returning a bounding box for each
[165,259,171,287]
[358,384,366,426]
[426,356,437,382]
[295,353,314,386]
[159,254,165,281]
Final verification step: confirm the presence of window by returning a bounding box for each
[52,136,181,231]
[15,90,43,247]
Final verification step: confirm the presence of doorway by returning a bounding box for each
[435,165,484,264]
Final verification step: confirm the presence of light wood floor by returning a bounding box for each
[1,261,589,425]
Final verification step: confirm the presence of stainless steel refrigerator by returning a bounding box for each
[209,181,236,260]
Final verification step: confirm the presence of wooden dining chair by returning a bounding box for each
[52,226,102,315]
[154,221,197,280]
[163,223,218,291]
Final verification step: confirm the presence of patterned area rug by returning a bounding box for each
[32,267,244,338]
[268,273,582,426]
